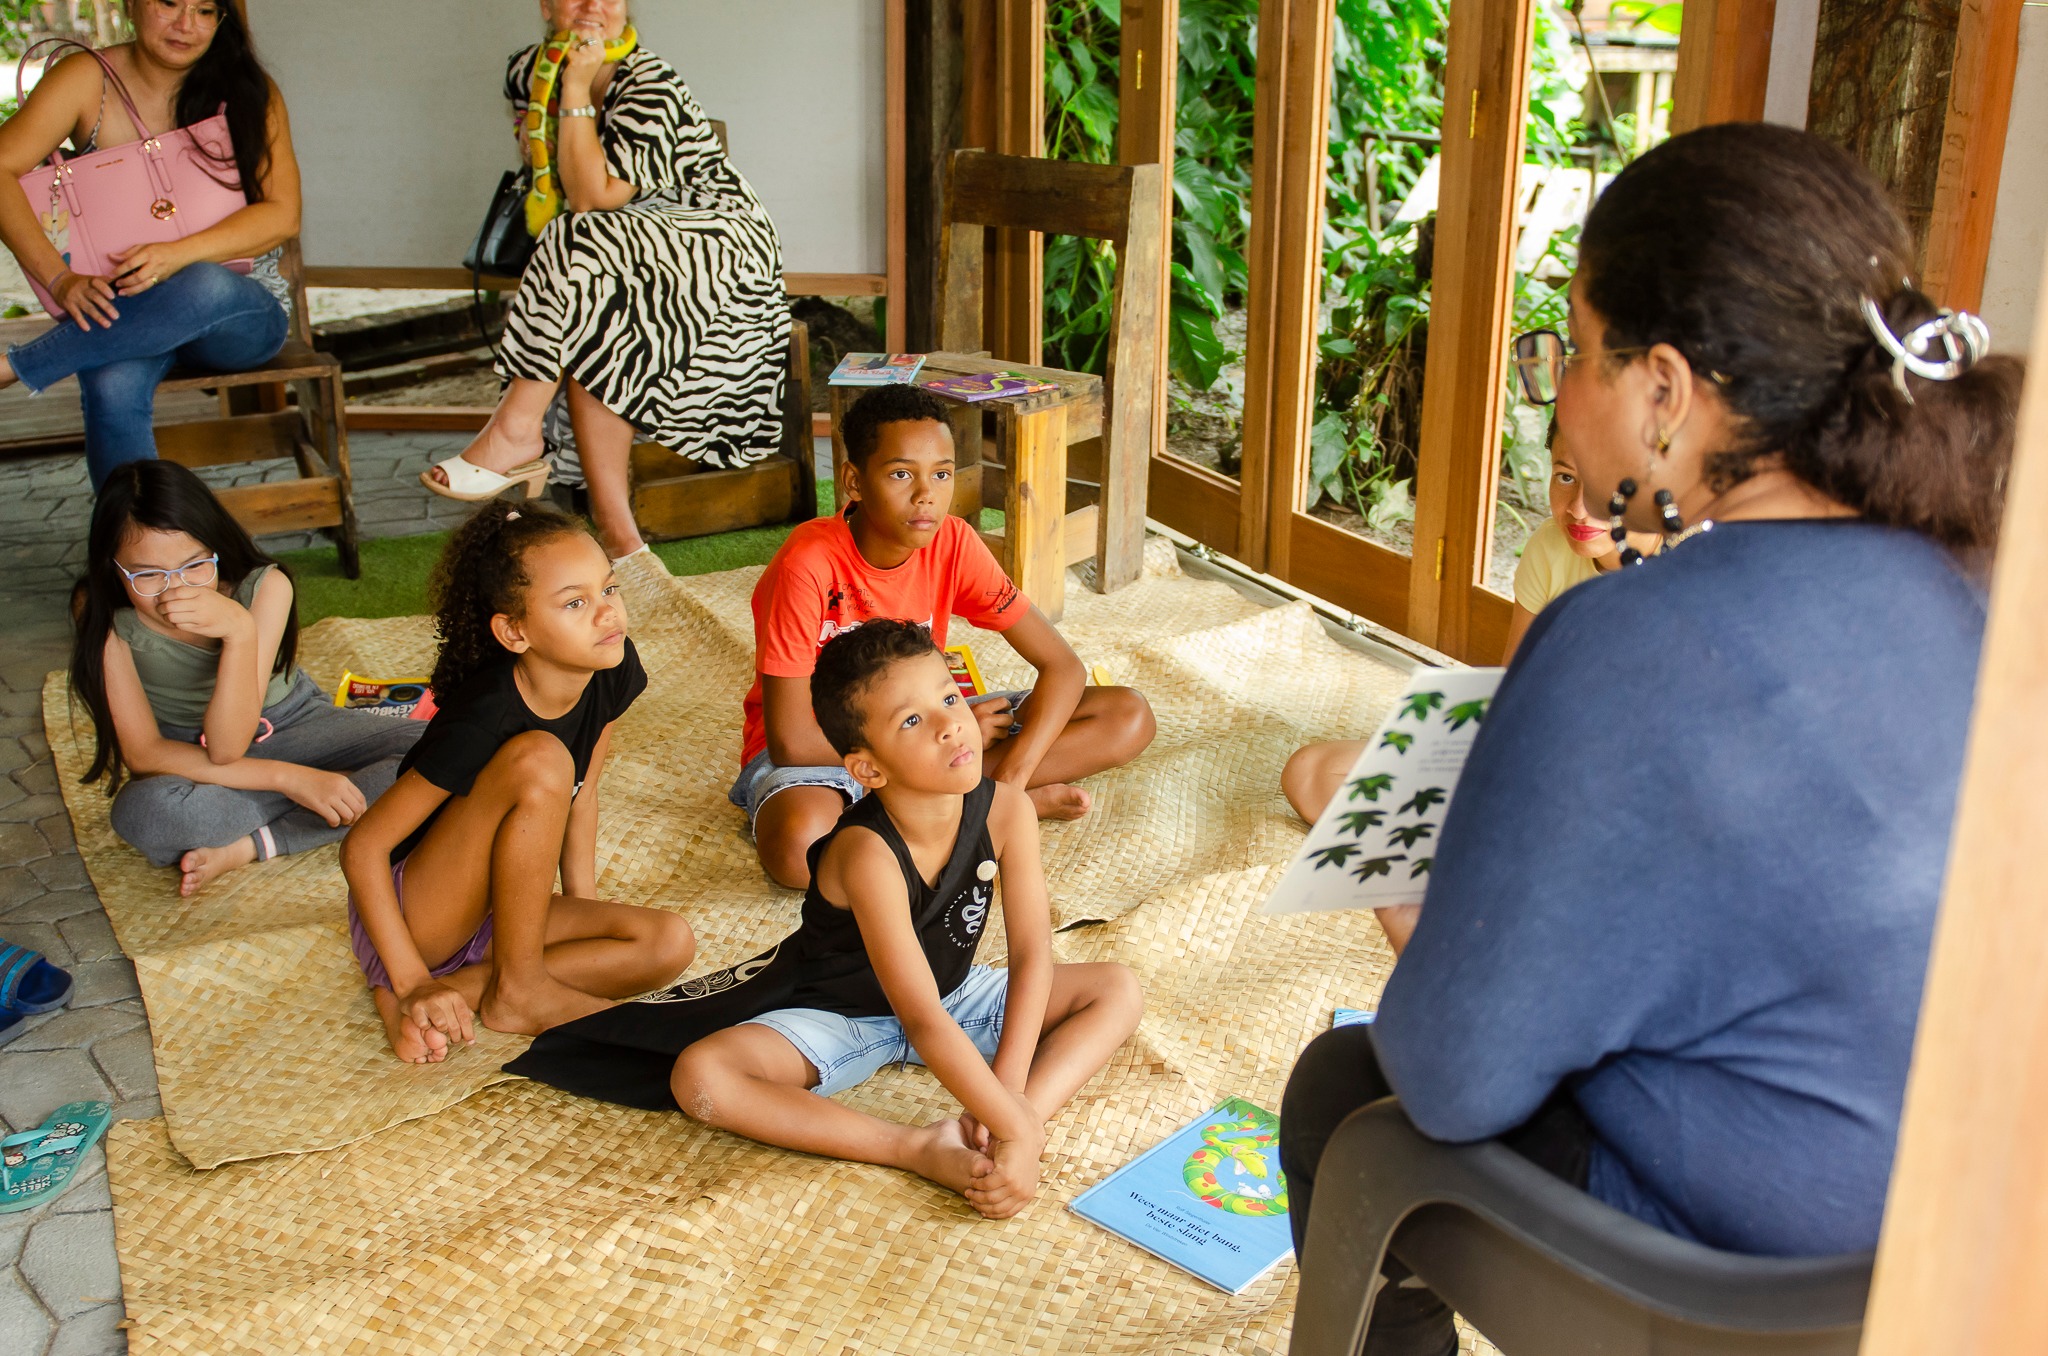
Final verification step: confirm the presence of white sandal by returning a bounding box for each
[420,454,550,502]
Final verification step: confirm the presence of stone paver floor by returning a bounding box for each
[0,430,468,1356]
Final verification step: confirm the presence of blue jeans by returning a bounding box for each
[7,262,288,490]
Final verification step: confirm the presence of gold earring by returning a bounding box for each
[1655,430,1671,454]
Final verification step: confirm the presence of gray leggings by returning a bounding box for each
[109,671,425,868]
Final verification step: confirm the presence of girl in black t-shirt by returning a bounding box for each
[340,503,695,1064]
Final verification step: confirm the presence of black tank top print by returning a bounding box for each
[785,778,997,1014]
[505,780,1001,1110]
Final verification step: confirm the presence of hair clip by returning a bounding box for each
[1860,295,1990,403]
[505,509,522,521]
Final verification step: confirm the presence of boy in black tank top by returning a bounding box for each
[508,621,1144,1218]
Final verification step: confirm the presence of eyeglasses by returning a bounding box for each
[1509,329,1650,406]
[116,554,219,597]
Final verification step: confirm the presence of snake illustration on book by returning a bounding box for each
[1182,1109,1289,1217]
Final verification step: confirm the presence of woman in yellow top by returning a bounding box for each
[1500,442,1664,661]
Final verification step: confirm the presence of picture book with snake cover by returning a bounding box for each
[1070,1098,1293,1294]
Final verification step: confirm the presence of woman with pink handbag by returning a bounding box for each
[0,0,304,491]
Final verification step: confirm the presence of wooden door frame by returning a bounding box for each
[1120,0,1178,472]
[1669,0,1779,132]
[1402,0,1534,661]
[1921,0,2024,313]
[988,0,1047,363]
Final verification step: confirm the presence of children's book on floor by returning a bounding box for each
[1262,667,1505,916]
[1070,1098,1293,1295]
[332,672,438,721]
[918,370,1057,403]
[828,353,928,386]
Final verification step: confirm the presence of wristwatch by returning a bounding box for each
[561,106,599,119]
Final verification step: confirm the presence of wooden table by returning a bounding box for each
[828,351,1105,621]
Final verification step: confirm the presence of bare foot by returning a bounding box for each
[178,836,259,897]
[429,406,545,485]
[1027,783,1092,822]
[901,1118,993,1199]
[478,973,612,1036]
[0,356,16,390]
[374,986,450,1065]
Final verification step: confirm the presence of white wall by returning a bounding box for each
[250,0,886,276]
[1762,0,1819,128]
[1979,5,2048,353]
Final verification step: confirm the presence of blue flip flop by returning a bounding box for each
[0,1101,114,1214]
[0,943,73,1016]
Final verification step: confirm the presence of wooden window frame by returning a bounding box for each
[1001,0,1791,664]
[1921,0,2024,313]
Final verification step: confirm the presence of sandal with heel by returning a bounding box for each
[420,454,551,503]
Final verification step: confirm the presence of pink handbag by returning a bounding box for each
[14,38,252,320]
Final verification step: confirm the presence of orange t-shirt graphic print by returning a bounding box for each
[740,513,1025,766]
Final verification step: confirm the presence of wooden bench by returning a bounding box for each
[627,317,818,541]
[155,238,361,576]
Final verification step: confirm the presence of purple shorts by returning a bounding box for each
[346,856,494,992]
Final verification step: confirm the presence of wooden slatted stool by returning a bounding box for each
[154,239,361,577]
[627,317,819,540]
[896,150,1167,622]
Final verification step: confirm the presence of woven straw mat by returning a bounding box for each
[60,537,1431,1354]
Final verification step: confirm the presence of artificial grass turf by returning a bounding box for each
[279,486,1003,627]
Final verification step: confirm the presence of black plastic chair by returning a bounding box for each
[1290,1099,1873,1356]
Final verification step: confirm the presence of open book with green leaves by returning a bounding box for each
[1261,666,1505,916]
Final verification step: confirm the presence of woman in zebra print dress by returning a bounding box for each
[425,1,788,562]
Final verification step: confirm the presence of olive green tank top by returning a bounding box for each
[112,565,295,730]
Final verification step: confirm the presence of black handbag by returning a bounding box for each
[465,169,537,277]
[464,170,537,354]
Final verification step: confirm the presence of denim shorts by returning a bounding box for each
[728,690,1031,833]
[745,964,1010,1096]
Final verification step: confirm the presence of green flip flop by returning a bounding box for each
[0,1101,114,1214]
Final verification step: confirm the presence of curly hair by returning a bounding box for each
[841,384,954,471]
[428,501,591,696]
[811,619,941,757]
[1580,122,2020,555]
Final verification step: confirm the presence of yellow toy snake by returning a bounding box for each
[524,25,640,236]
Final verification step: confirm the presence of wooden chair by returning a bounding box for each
[830,150,1166,621]
[155,238,361,577]
[627,317,818,541]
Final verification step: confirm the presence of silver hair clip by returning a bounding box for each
[1860,296,1990,403]
[505,509,522,520]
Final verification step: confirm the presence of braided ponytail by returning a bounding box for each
[1579,123,2021,557]
[428,501,590,696]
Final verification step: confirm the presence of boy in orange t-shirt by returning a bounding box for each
[733,385,1156,888]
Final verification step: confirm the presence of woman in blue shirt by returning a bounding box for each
[1278,123,2021,1356]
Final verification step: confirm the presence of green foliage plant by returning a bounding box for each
[1043,0,1591,532]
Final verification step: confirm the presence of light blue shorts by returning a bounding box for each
[745,964,1011,1096]
[728,690,1032,833]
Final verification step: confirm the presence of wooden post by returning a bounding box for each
[1669,0,1779,133]
[1404,0,1533,655]
[1119,0,1179,476]
[998,403,1070,619]
[1921,0,2023,313]
[1237,0,1335,577]
[885,0,909,352]
[1857,237,2048,1356]
[989,0,1045,365]
[1097,163,1167,591]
